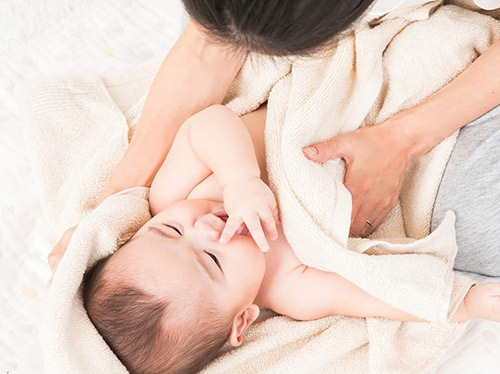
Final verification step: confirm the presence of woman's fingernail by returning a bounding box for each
[303,146,318,157]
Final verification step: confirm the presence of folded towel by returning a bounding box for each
[16,1,500,373]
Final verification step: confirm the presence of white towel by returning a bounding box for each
[16,2,500,373]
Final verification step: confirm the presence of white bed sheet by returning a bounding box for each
[0,1,498,373]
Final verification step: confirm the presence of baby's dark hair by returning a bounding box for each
[83,252,233,374]
[182,0,375,56]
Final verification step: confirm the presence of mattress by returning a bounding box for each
[0,1,498,373]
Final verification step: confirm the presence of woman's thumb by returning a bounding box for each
[302,139,344,163]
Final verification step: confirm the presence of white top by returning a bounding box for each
[368,0,500,17]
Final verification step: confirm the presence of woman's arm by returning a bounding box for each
[97,20,247,205]
[49,22,246,273]
[387,38,500,158]
[303,38,500,237]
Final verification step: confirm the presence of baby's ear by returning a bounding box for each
[228,304,260,347]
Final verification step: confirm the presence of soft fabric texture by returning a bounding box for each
[15,1,500,373]
[369,0,500,18]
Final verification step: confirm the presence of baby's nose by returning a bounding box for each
[193,213,226,242]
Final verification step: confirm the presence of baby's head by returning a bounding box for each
[83,199,266,374]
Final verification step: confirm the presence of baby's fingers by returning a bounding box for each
[220,215,243,244]
[272,206,281,225]
[259,209,278,241]
[244,215,270,252]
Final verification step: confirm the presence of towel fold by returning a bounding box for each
[16,1,500,373]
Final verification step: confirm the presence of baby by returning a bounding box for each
[83,105,500,374]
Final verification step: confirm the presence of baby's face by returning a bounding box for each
[114,199,266,316]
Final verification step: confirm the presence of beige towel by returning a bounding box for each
[16,2,500,373]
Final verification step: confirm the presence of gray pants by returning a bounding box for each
[431,105,500,276]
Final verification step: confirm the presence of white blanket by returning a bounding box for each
[15,1,500,373]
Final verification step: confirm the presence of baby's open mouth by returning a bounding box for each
[213,209,228,222]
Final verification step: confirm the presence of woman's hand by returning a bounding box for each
[220,177,280,252]
[302,123,414,237]
[47,225,78,273]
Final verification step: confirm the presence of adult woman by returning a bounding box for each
[49,0,500,276]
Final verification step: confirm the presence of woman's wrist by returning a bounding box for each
[379,38,500,161]
[378,102,456,160]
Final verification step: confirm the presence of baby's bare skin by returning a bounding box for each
[148,104,500,323]
[49,104,500,325]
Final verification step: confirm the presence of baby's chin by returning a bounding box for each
[242,239,267,278]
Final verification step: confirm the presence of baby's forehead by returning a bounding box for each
[125,229,191,259]
[108,234,208,296]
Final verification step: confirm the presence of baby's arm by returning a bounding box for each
[150,104,262,211]
[265,264,472,322]
[188,105,261,188]
[188,105,279,250]
[151,104,278,250]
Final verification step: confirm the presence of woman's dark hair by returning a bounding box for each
[182,0,376,56]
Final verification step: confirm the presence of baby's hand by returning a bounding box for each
[463,283,500,321]
[220,177,280,252]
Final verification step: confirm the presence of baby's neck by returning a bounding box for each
[253,225,302,311]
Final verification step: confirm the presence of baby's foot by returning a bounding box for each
[464,283,500,321]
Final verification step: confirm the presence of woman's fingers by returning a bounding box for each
[348,179,401,237]
[344,163,371,237]
[47,225,78,273]
[47,251,62,272]
[350,199,376,237]
[302,137,348,164]
[367,197,398,234]
[305,125,411,238]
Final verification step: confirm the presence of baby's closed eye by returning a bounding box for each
[164,224,182,235]
[204,250,222,271]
